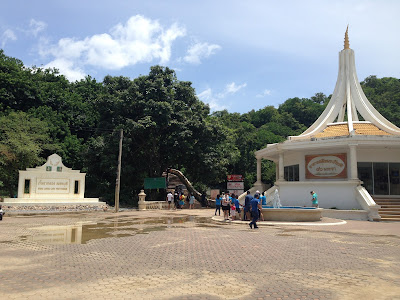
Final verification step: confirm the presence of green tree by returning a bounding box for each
[3,48,400,205]
[0,111,51,196]
[85,66,236,205]
[0,50,41,112]
[361,76,400,127]
[278,93,328,128]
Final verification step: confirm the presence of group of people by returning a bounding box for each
[166,188,319,226]
[243,190,267,229]
[214,191,268,224]
[214,190,318,229]
[214,192,241,220]
[166,190,195,209]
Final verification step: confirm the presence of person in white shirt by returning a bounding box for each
[166,192,174,210]
[221,192,231,220]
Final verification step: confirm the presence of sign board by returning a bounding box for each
[227,174,243,181]
[227,182,244,190]
[36,179,70,194]
[144,177,166,189]
[305,153,347,179]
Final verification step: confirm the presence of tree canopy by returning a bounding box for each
[1,49,399,204]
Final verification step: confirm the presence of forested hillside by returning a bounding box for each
[1,49,399,205]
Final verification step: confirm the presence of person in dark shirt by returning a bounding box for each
[249,194,262,229]
[174,191,180,209]
[201,193,207,207]
[244,191,253,221]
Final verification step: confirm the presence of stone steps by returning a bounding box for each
[379,205,400,208]
[380,217,400,221]
[373,198,400,221]
[379,208,400,213]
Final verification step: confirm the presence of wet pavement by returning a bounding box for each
[0,209,399,299]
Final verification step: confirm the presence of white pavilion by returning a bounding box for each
[253,28,400,221]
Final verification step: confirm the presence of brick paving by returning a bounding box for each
[0,209,399,300]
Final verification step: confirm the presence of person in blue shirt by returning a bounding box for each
[249,194,262,229]
[260,192,267,206]
[229,194,240,219]
[244,191,253,221]
[227,192,232,217]
[310,191,318,208]
[215,194,221,216]
[232,194,240,214]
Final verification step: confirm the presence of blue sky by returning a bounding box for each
[1,0,399,113]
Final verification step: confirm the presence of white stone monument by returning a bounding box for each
[4,153,100,204]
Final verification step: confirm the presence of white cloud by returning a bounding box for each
[197,88,227,112]
[29,19,47,37]
[158,23,187,64]
[43,58,86,82]
[225,82,247,94]
[217,82,247,98]
[1,29,17,48]
[197,81,246,112]
[183,42,221,64]
[41,15,186,81]
[256,89,272,98]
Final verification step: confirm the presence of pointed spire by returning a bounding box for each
[344,25,350,49]
[289,26,400,141]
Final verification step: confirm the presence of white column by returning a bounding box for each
[275,163,279,181]
[349,144,358,180]
[138,190,147,210]
[256,158,262,184]
[278,152,284,180]
[17,172,24,198]
[80,178,85,198]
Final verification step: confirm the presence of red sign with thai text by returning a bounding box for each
[227,174,243,181]
[305,153,347,179]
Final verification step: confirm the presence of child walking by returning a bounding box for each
[230,202,236,220]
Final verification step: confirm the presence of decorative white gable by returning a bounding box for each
[26,153,77,173]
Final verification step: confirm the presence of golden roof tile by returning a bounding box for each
[312,123,392,138]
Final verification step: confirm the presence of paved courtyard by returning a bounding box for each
[0,209,399,300]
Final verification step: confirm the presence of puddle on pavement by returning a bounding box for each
[14,214,50,218]
[0,240,15,244]
[22,216,216,245]
[277,233,295,237]
[282,228,308,233]
[370,240,391,245]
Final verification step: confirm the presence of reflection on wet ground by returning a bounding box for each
[20,215,358,246]
[23,216,218,245]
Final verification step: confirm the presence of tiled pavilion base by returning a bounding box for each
[0,209,399,299]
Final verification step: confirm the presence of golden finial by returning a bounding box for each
[344,25,350,49]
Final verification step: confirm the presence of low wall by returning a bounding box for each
[0,202,108,214]
[262,208,322,222]
[4,197,100,203]
[140,201,169,210]
[321,209,368,220]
